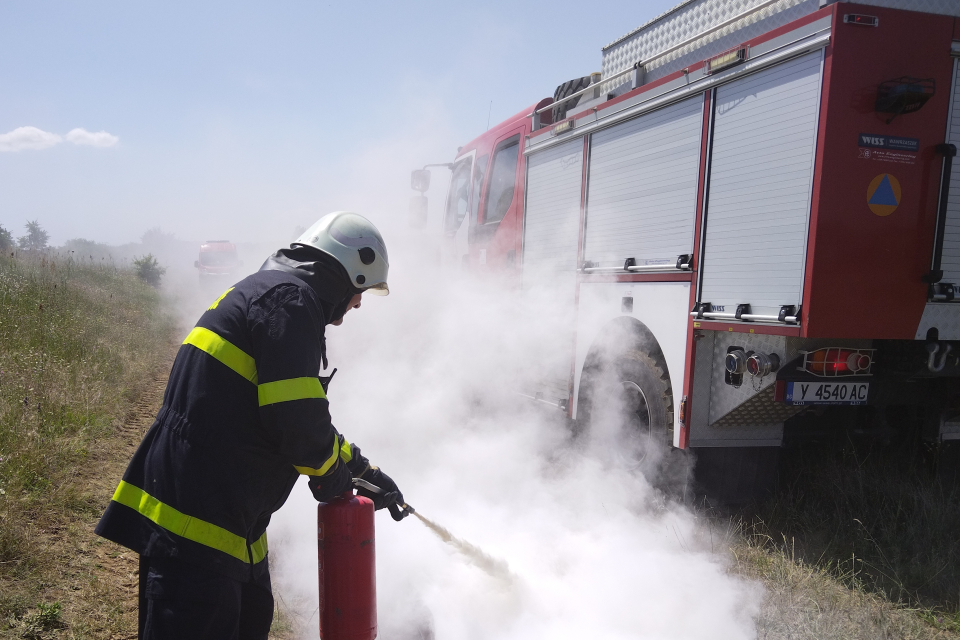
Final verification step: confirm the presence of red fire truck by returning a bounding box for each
[194,240,241,288]
[413,0,960,498]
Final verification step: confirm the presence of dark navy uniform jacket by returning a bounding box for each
[96,268,361,581]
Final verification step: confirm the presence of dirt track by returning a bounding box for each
[47,353,173,639]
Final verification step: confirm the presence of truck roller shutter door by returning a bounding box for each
[700,51,823,317]
[584,96,703,268]
[941,59,960,285]
[521,139,584,404]
[522,139,584,291]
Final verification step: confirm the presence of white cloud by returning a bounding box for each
[0,126,63,152]
[66,128,119,148]
[0,126,120,152]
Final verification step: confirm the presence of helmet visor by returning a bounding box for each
[365,282,389,296]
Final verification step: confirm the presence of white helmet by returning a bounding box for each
[293,212,389,295]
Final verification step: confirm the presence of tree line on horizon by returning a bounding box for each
[0,220,49,253]
[0,220,168,287]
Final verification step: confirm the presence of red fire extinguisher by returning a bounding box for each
[318,490,377,640]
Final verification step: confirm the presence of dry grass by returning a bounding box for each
[0,252,177,638]
[731,531,956,640]
[716,434,960,640]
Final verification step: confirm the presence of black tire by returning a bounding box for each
[578,349,673,444]
[618,349,673,443]
[578,348,690,495]
[552,75,594,122]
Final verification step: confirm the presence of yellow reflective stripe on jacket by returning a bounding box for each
[183,327,259,385]
[208,287,234,310]
[292,438,340,476]
[258,376,326,407]
[339,439,353,463]
[250,531,268,564]
[112,481,266,564]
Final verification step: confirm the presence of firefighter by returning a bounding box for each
[96,211,404,640]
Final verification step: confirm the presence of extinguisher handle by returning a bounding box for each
[352,477,382,494]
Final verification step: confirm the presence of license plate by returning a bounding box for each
[785,381,869,405]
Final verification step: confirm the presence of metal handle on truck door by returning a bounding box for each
[923,143,957,286]
[580,254,692,274]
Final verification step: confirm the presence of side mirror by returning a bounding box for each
[411,169,431,192]
[408,195,428,229]
[194,260,199,268]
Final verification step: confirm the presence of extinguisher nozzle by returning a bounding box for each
[388,502,415,522]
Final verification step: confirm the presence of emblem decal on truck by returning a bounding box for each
[858,134,919,152]
[857,134,918,165]
[866,173,901,217]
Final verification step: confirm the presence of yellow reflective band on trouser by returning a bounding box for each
[339,439,353,463]
[111,481,266,564]
[292,438,340,476]
[183,327,259,385]
[258,377,326,407]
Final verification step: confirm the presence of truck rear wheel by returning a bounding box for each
[615,349,674,444]
[578,348,690,493]
[578,349,674,445]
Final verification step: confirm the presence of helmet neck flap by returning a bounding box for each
[259,245,361,326]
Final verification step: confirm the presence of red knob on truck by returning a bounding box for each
[318,491,377,640]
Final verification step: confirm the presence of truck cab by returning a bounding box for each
[438,100,554,280]
[195,241,241,289]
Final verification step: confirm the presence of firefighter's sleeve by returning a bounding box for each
[252,288,349,478]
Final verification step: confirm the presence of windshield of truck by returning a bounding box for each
[482,135,520,225]
[443,158,472,235]
[199,251,237,266]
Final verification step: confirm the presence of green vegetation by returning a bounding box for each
[0,252,176,636]
[61,238,115,263]
[0,226,12,254]
[132,253,167,287]
[7,602,64,639]
[15,222,49,253]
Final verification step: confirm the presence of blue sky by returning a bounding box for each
[0,0,677,246]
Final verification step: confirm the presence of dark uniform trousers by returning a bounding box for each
[138,555,274,640]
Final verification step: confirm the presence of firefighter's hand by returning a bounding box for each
[356,466,404,514]
[308,461,353,503]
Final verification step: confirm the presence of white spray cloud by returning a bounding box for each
[157,91,763,639]
[266,259,763,640]
[0,126,63,152]
[0,126,119,152]
[65,127,120,148]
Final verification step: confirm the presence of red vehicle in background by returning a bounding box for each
[414,0,960,500]
[195,240,241,288]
